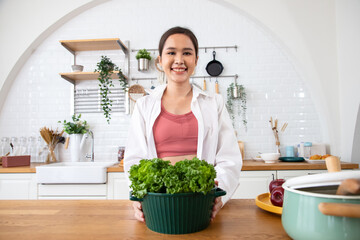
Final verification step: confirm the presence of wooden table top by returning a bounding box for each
[242,160,359,170]
[0,199,289,240]
[0,160,358,173]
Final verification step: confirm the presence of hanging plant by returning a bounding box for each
[226,83,247,131]
[95,56,128,124]
[135,49,152,60]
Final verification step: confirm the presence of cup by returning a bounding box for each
[286,146,295,157]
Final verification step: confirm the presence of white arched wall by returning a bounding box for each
[1,0,354,162]
[0,0,104,111]
[217,0,338,155]
[218,0,340,157]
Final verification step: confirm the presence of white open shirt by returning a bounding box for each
[124,84,242,204]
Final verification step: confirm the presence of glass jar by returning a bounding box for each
[27,136,37,162]
[19,136,28,155]
[46,144,59,163]
[304,142,312,159]
[36,136,47,163]
[10,136,18,154]
[1,137,10,156]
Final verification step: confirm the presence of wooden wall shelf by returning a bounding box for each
[59,37,129,82]
[60,38,128,54]
[60,71,121,84]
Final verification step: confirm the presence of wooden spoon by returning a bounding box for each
[336,178,360,195]
[325,156,341,173]
[325,155,360,195]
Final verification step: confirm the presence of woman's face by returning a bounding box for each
[159,34,198,84]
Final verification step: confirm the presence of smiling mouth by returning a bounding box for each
[171,68,187,72]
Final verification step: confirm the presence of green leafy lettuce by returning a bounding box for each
[129,157,216,198]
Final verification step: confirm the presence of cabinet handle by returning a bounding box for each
[272,173,275,180]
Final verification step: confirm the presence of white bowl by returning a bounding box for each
[71,65,84,72]
[260,153,280,163]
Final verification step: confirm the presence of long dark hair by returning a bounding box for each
[158,26,199,57]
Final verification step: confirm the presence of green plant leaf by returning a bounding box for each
[59,114,89,134]
[135,49,152,60]
[129,157,216,199]
[94,55,128,123]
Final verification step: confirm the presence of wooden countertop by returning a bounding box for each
[242,160,359,170]
[0,160,357,173]
[0,199,289,240]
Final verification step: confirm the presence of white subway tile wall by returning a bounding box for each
[0,0,322,161]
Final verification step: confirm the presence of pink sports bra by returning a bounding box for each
[153,103,198,158]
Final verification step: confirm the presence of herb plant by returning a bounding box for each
[135,49,152,60]
[129,158,171,198]
[129,157,217,199]
[163,159,217,194]
[95,55,128,124]
[226,83,247,131]
[58,114,89,134]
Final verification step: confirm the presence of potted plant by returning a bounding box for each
[136,49,152,71]
[226,83,247,131]
[59,114,89,162]
[94,56,128,124]
[129,158,226,234]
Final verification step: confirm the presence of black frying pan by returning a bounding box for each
[206,51,223,76]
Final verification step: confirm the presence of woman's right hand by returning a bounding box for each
[132,201,145,222]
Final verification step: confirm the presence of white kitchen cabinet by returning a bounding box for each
[38,184,107,199]
[0,173,37,199]
[276,169,327,180]
[232,171,276,199]
[107,172,130,200]
[231,169,334,200]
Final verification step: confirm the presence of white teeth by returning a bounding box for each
[172,68,186,72]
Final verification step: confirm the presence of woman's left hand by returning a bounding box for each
[211,196,223,221]
[211,180,223,221]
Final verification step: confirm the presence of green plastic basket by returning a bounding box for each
[130,188,226,234]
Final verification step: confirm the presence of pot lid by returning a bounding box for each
[283,170,360,189]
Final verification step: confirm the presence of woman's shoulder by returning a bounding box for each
[198,92,224,106]
[135,94,154,109]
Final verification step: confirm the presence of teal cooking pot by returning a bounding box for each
[282,171,360,240]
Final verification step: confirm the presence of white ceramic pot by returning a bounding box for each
[69,134,83,162]
[71,65,84,72]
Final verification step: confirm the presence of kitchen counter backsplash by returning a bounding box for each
[0,0,322,161]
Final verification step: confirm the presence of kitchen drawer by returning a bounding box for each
[38,196,107,200]
[232,171,276,199]
[0,173,37,200]
[276,170,327,180]
[107,172,129,199]
[38,184,107,197]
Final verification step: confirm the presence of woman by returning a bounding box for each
[124,26,242,222]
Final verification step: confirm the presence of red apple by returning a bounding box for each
[269,179,285,192]
[270,186,284,207]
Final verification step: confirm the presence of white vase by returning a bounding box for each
[69,134,83,162]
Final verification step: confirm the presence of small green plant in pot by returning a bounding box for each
[129,157,226,234]
[226,83,247,131]
[59,114,89,134]
[136,49,152,71]
[95,56,127,124]
[59,114,90,162]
